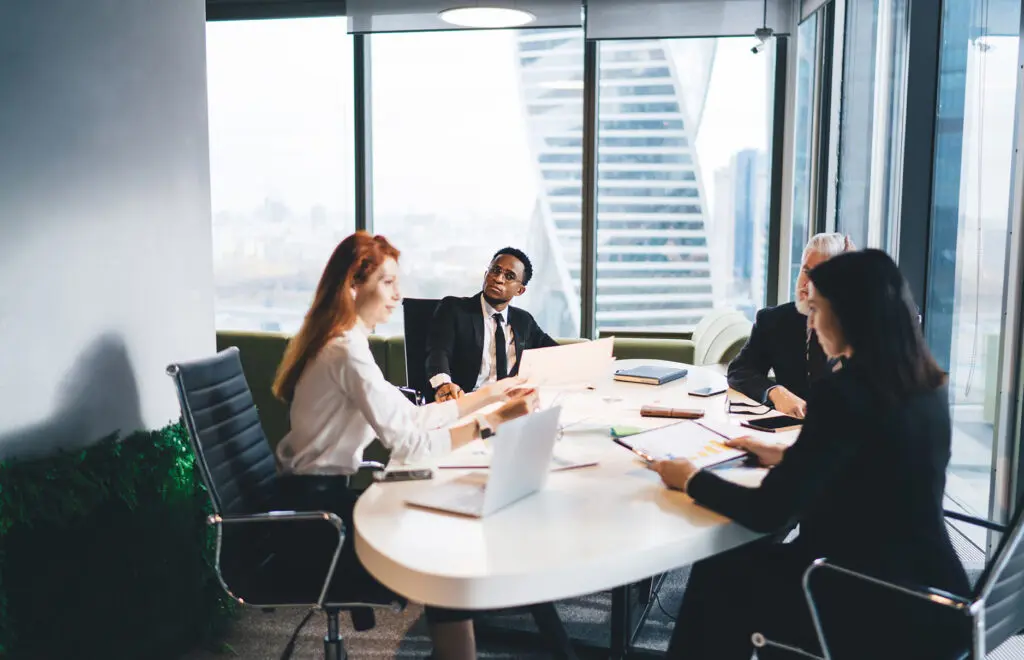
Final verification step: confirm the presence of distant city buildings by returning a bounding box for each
[515,32,720,335]
[211,32,771,337]
[713,149,769,320]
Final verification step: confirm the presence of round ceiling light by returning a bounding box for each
[438,7,537,28]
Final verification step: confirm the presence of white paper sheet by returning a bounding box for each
[518,337,615,387]
[624,420,747,469]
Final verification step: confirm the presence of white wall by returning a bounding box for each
[0,0,214,459]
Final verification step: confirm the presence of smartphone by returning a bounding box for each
[690,386,727,398]
[372,468,434,483]
[740,415,804,433]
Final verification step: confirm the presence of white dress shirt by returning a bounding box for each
[475,296,517,390]
[276,324,460,476]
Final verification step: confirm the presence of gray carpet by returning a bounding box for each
[181,569,690,659]
[181,519,1024,660]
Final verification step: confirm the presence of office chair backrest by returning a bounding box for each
[167,347,278,516]
[693,309,749,365]
[973,502,1024,652]
[402,298,440,396]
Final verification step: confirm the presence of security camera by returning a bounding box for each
[751,26,774,54]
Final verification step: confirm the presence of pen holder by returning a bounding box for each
[640,405,704,419]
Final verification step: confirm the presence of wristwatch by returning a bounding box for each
[475,415,495,439]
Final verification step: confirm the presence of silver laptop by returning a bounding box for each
[405,406,562,518]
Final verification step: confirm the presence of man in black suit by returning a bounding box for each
[426,247,558,402]
[727,233,853,417]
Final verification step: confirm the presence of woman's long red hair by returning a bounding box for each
[272,231,400,402]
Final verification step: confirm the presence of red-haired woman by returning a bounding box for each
[273,232,533,659]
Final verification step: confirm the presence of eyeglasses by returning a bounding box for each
[725,399,772,416]
[486,264,519,283]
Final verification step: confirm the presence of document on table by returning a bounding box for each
[622,420,747,469]
[518,337,615,387]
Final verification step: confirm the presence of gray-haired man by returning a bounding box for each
[727,233,854,417]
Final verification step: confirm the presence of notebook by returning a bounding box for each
[613,365,688,386]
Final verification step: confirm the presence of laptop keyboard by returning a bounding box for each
[436,483,487,516]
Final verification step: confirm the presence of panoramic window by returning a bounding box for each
[206,18,355,333]
[595,38,774,331]
[370,29,584,338]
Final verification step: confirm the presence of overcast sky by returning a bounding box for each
[205,18,771,221]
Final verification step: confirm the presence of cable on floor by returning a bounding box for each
[280,607,317,660]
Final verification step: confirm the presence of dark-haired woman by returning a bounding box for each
[655,249,970,659]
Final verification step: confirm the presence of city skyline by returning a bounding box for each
[206,20,773,336]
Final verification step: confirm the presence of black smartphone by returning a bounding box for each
[690,386,727,398]
[741,415,804,433]
[373,468,434,483]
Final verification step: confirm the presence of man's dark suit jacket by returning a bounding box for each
[727,302,829,403]
[425,293,558,394]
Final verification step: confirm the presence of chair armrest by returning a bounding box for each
[209,511,344,526]
[207,510,345,607]
[802,558,972,659]
[398,386,425,405]
[943,509,1008,533]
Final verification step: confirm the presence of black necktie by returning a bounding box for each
[493,313,508,380]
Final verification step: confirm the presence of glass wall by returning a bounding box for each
[206,18,355,333]
[927,0,1022,521]
[370,29,584,338]
[789,15,820,297]
[593,37,774,331]
[835,0,909,251]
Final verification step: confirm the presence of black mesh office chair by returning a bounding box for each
[752,508,1024,659]
[402,297,441,400]
[167,347,395,660]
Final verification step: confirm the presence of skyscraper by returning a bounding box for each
[514,31,718,335]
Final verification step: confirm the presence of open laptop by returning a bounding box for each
[405,406,562,518]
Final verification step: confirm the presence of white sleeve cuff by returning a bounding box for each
[427,426,452,458]
[429,373,452,389]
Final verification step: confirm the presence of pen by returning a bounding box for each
[692,420,736,451]
[692,419,730,441]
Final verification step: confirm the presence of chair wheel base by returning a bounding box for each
[324,637,346,660]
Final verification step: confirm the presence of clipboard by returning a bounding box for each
[610,421,748,469]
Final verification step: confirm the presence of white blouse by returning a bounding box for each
[276,326,460,476]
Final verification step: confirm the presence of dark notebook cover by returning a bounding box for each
[613,365,688,385]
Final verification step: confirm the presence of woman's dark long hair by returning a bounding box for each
[808,249,946,402]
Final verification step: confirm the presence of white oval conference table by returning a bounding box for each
[354,359,800,618]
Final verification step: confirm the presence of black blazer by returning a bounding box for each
[690,361,970,598]
[425,293,558,394]
[727,302,829,403]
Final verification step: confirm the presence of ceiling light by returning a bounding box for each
[438,6,537,29]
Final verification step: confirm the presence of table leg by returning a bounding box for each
[529,603,579,660]
[609,573,669,659]
[609,584,632,660]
